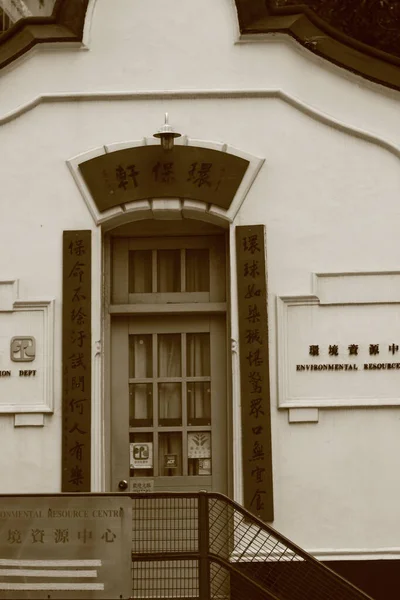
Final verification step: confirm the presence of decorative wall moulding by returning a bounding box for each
[277,272,400,409]
[0,281,54,414]
[0,0,89,70]
[67,137,264,228]
[235,0,400,91]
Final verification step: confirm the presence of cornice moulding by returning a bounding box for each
[235,0,400,91]
[0,0,88,70]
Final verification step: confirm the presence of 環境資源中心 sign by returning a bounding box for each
[0,495,132,599]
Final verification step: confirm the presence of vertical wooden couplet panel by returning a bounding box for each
[236,225,274,522]
[62,231,92,492]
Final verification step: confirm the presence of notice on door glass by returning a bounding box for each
[130,442,153,469]
[187,432,211,459]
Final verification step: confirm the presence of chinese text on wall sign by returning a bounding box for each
[0,496,132,599]
[236,225,273,522]
[79,146,249,212]
[297,342,400,371]
[62,231,92,492]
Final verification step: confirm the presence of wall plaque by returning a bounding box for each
[236,225,273,522]
[62,231,92,492]
[0,495,132,599]
[0,281,54,414]
[278,286,400,408]
[79,145,249,212]
[130,479,154,493]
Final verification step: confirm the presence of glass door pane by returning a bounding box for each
[185,249,210,292]
[158,383,182,425]
[129,250,152,292]
[158,334,181,376]
[187,382,211,425]
[157,250,181,292]
[129,334,152,377]
[130,383,152,426]
[187,333,210,376]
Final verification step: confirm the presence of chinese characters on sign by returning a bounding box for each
[0,496,132,599]
[279,298,400,407]
[236,225,273,522]
[308,343,399,357]
[79,146,249,213]
[130,479,154,493]
[297,342,400,371]
[62,231,91,492]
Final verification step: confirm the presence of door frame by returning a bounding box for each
[102,222,234,497]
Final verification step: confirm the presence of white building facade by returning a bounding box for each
[1,1,400,596]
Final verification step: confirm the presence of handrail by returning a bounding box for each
[130,491,374,599]
[207,491,372,596]
[0,491,374,599]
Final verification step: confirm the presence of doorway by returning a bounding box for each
[108,229,229,494]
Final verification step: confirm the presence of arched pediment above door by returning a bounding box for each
[67,138,264,229]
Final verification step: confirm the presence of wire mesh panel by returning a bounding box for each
[210,560,230,599]
[132,559,199,599]
[128,492,372,599]
[207,496,373,600]
[132,495,199,554]
[131,495,200,599]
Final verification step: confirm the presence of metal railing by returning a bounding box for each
[131,491,374,600]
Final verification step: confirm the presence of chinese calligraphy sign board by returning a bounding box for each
[0,496,132,599]
[278,297,400,408]
[78,146,249,212]
[236,225,274,522]
[62,231,91,492]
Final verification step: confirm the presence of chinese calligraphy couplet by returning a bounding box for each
[62,231,92,492]
[236,225,273,522]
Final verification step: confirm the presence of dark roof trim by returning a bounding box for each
[235,0,400,92]
[0,0,89,70]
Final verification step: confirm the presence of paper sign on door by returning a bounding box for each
[130,442,153,469]
[188,432,211,459]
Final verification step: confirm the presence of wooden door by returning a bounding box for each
[111,315,227,493]
[109,235,228,494]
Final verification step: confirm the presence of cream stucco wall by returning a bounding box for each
[1,0,400,560]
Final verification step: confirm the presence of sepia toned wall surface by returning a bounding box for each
[0,0,400,567]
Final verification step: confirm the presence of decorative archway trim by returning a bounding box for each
[235,0,400,92]
[67,137,264,228]
[0,0,89,70]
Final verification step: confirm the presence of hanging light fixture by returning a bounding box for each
[153,113,181,151]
